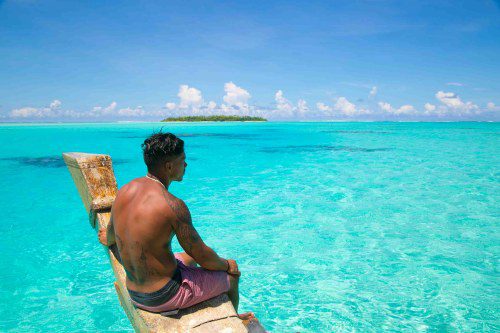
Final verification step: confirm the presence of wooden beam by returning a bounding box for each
[63,152,263,332]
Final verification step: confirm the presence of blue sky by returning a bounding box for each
[1,0,499,121]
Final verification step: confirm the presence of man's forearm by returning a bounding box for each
[193,245,228,271]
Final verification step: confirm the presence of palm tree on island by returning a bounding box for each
[162,115,267,122]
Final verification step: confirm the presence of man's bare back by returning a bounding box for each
[111,177,181,293]
[98,133,255,321]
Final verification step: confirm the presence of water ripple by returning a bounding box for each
[260,144,393,153]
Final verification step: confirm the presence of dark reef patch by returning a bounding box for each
[1,156,129,168]
[322,130,391,134]
[260,145,393,153]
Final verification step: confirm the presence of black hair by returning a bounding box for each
[141,132,184,172]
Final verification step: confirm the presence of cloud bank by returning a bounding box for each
[3,84,498,122]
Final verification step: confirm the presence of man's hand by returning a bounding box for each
[226,259,241,277]
[98,228,109,246]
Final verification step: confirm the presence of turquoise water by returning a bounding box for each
[0,122,498,332]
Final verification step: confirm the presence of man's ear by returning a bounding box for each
[164,161,172,171]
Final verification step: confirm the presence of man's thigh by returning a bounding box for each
[175,252,197,267]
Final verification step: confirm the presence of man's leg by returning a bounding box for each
[227,274,239,311]
[175,252,197,267]
[227,274,255,321]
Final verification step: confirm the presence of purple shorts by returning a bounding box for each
[130,254,230,313]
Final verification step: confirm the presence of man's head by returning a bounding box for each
[141,132,187,181]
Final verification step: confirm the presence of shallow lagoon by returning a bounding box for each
[0,122,498,332]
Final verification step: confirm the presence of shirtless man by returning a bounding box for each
[98,132,253,320]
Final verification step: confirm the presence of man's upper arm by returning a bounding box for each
[168,198,204,255]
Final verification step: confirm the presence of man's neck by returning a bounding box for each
[146,172,170,189]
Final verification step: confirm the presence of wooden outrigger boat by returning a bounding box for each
[63,152,265,333]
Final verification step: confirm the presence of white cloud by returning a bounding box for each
[335,97,357,116]
[424,103,436,113]
[296,99,309,117]
[316,102,332,112]
[9,100,82,119]
[178,85,203,109]
[165,85,221,115]
[207,101,217,110]
[271,90,294,118]
[223,82,251,108]
[369,86,378,97]
[446,82,464,86]
[174,89,309,120]
[10,107,44,118]
[275,90,293,113]
[33,99,61,116]
[164,84,255,118]
[396,104,415,115]
[436,91,463,108]
[10,107,81,119]
[435,91,478,115]
[378,102,393,113]
[107,101,117,112]
[50,99,62,109]
[117,106,146,117]
[487,102,497,111]
[89,101,165,119]
[378,102,415,115]
[91,101,117,116]
[313,97,371,118]
[270,90,315,119]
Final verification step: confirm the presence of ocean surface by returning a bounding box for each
[0,122,498,332]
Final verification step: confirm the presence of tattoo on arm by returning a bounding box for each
[163,194,202,253]
[177,222,202,253]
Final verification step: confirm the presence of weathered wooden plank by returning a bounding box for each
[63,152,261,333]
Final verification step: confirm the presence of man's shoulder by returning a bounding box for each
[160,192,187,214]
[157,192,190,224]
[117,178,142,194]
[116,178,189,220]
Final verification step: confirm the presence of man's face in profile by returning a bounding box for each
[171,152,187,181]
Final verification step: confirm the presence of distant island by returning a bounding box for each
[161,115,267,122]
